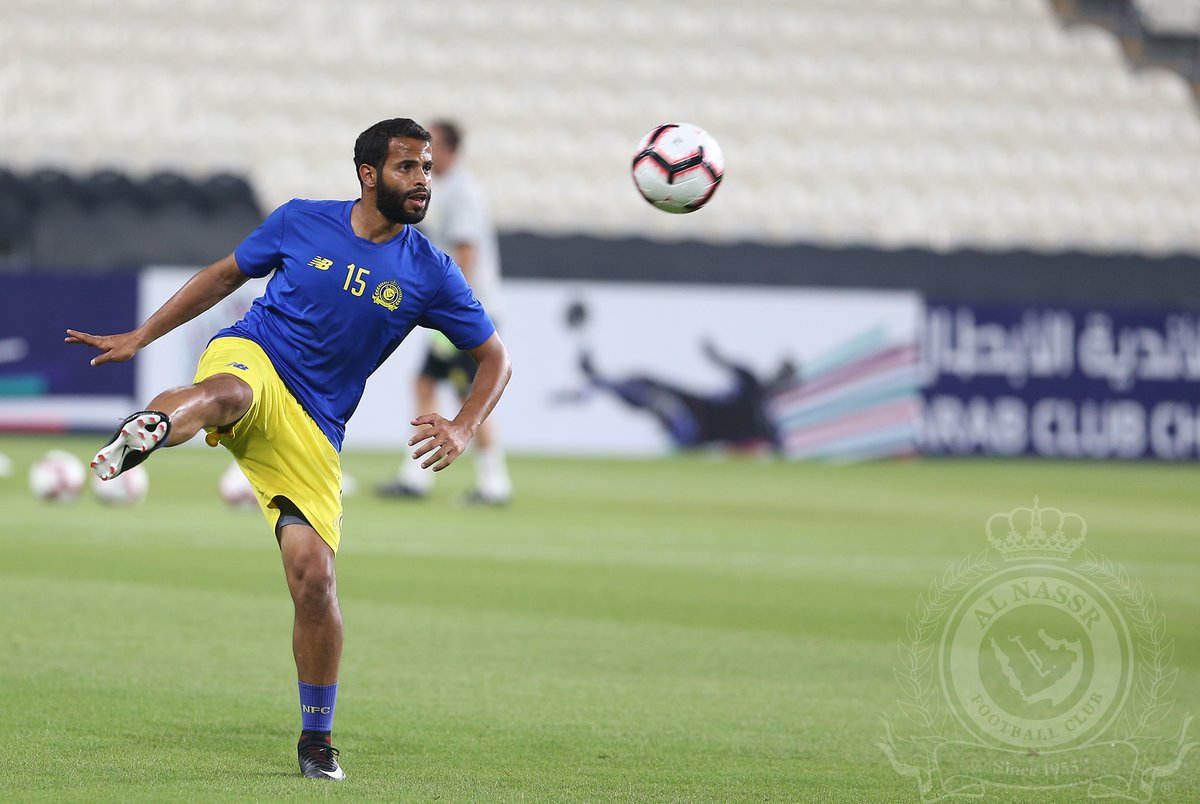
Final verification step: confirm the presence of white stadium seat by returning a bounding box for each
[3,0,1199,255]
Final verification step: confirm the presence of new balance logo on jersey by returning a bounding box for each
[308,256,334,271]
[301,705,332,714]
[224,362,249,371]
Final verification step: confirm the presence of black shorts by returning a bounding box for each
[420,347,478,396]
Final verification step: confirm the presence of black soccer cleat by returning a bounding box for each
[375,479,428,500]
[298,734,346,781]
[459,489,511,508]
[91,410,172,480]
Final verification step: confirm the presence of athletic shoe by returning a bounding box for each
[297,734,346,781]
[375,479,428,499]
[91,410,171,480]
[459,489,511,508]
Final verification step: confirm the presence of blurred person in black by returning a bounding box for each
[574,340,796,453]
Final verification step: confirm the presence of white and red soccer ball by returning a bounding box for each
[631,122,724,214]
[219,461,259,509]
[92,465,149,506]
[29,449,148,505]
[29,450,87,503]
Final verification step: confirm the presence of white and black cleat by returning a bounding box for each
[91,410,171,480]
[298,735,346,780]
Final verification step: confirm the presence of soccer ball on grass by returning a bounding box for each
[92,465,149,506]
[29,449,86,503]
[219,461,259,509]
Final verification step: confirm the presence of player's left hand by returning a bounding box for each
[409,414,475,472]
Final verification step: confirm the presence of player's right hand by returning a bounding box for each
[409,413,474,472]
[64,329,143,366]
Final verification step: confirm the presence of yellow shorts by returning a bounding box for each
[193,337,343,553]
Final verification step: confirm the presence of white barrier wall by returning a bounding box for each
[136,270,921,456]
[390,279,920,456]
[18,269,1200,461]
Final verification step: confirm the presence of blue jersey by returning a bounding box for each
[216,199,495,451]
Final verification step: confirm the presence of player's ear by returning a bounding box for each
[358,162,376,190]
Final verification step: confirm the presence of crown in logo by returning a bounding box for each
[984,497,1086,561]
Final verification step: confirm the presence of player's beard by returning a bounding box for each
[375,177,429,225]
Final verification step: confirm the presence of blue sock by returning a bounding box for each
[298,681,337,734]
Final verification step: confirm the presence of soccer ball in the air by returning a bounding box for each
[631,123,725,214]
[29,449,87,503]
[92,465,149,505]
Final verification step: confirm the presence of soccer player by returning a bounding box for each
[377,120,513,505]
[65,118,511,781]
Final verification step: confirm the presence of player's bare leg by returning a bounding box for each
[278,518,347,780]
[278,523,343,684]
[377,374,438,498]
[145,374,253,446]
[91,374,252,479]
[414,373,438,442]
[475,416,496,451]
[466,414,512,505]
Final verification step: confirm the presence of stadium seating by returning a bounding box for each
[0,167,262,270]
[2,0,1199,256]
[1133,0,1200,34]
[1061,0,1200,90]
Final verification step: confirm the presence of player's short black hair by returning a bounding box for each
[354,118,432,174]
[429,119,462,153]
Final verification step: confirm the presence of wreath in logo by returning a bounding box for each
[372,280,402,311]
[877,500,1195,802]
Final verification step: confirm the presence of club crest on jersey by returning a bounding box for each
[372,280,402,311]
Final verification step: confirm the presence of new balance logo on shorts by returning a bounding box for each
[225,362,249,371]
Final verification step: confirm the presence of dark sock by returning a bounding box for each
[298,680,337,734]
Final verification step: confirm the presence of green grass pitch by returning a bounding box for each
[1,434,1197,802]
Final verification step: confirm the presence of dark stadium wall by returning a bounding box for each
[0,275,137,391]
[498,232,1200,308]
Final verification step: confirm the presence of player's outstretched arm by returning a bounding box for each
[410,332,512,472]
[65,254,249,366]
